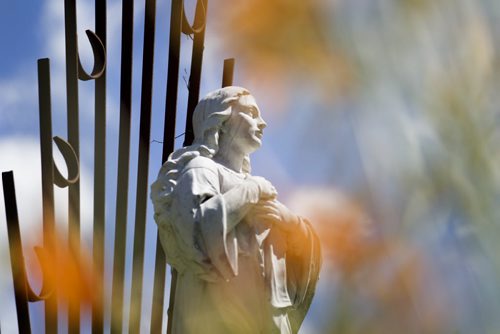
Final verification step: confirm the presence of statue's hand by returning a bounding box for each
[252,199,301,233]
[247,176,277,200]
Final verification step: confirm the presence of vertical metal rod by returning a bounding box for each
[38,58,58,333]
[165,269,177,334]
[150,237,167,332]
[129,0,157,332]
[182,0,208,147]
[166,3,209,332]
[222,58,235,88]
[150,0,183,332]
[63,0,81,331]
[111,0,134,332]
[2,172,32,334]
[92,0,107,332]
[162,0,183,161]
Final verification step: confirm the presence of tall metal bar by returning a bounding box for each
[38,58,58,333]
[162,0,183,161]
[167,2,208,332]
[150,237,167,332]
[63,0,81,331]
[166,269,177,334]
[111,0,134,332]
[2,172,32,334]
[150,0,184,331]
[129,0,157,332]
[183,0,208,147]
[92,0,107,332]
[222,58,235,88]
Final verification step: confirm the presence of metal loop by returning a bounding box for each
[78,29,106,81]
[182,0,207,35]
[26,246,55,302]
[53,136,80,188]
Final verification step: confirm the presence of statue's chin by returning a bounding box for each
[252,135,263,147]
[247,141,262,154]
[238,137,262,155]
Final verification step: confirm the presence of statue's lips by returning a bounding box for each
[255,131,263,139]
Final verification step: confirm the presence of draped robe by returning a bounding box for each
[151,156,321,333]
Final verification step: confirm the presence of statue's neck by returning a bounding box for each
[213,141,245,173]
[213,151,244,173]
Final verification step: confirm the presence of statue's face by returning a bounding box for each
[222,94,267,154]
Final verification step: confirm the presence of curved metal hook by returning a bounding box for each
[182,0,207,35]
[53,136,80,188]
[78,29,106,81]
[26,246,56,302]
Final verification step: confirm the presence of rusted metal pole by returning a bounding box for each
[162,0,183,162]
[183,0,208,147]
[111,0,135,332]
[165,270,177,334]
[63,0,81,331]
[2,172,32,334]
[222,58,235,88]
[150,0,184,331]
[129,0,157,332]
[38,58,58,333]
[165,1,209,333]
[92,0,107,332]
[150,237,167,332]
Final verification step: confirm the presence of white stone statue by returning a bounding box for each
[151,86,321,333]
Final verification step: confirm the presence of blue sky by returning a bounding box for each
[0,2,44,77]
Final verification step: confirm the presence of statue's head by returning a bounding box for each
[152,87,264,206]
[192,86,266,171]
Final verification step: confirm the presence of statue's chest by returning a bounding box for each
[217,167,247,193]
[216,167,262,256]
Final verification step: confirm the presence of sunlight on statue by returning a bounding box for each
[151,86,321,333]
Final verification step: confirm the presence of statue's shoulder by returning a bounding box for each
[183,155,219,175]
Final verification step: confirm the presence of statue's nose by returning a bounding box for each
[257,117,267,130]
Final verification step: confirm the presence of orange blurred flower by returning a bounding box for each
[25,229,102,318]
[288,188,454,332]
[213,0,355,96]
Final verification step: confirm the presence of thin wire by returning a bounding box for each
[151,132,185,144]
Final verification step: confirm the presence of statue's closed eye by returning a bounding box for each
[248,107,259,118]
[198,194,212,203]
[240,106,258,119]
